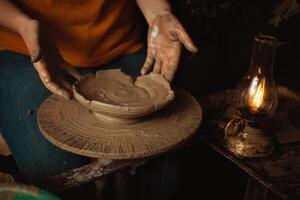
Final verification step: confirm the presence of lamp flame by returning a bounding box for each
[248,77,265,113]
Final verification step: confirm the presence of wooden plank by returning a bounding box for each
[39,159,147,192]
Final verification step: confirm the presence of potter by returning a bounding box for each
[0,0,200,199]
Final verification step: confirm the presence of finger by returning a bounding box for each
[174,24,198,53]
[163,55,180,82]
[153,58,162,73]
[33,58,50,78]
[34,60,71,100]
[62,62,83,80]
[140,52,155,75]
[163,64,177,82]
[58,75,73,94]
[42,75,71,100]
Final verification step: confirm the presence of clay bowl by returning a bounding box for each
[73,69,174,120]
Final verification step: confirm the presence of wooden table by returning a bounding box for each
[199,87,300,200]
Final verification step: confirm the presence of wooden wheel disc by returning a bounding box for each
[38,90,202,159]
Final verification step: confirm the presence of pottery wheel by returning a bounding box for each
[38,90,202,159]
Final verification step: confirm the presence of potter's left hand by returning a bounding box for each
[140,14,198,82]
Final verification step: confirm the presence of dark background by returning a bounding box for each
[172,0,299,96]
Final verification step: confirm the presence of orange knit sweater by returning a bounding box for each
[0,0,144,67]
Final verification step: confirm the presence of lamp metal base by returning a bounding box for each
[223,118,278,158]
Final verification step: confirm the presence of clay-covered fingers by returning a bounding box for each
[33,60,71,100]
[153,58,162,73]
[58,75,73,93]
[174,23,198,53]
[162,53,180,82]
[41,74,70,100]
[44,76,70,100]
[163,63,178,82]
[140,51,155,75]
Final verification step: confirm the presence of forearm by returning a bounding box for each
[136,0,172,24]
[0,0,31,35]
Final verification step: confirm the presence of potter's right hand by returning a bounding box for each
[20,19,82,100]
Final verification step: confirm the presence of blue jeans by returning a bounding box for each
[0,50,146,183]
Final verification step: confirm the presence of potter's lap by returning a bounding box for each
[0,51,88,182]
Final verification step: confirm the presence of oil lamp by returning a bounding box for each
[223,34,281,158]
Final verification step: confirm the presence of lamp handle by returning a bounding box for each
[224,118,246,137]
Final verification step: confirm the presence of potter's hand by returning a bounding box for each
[20,19,82,100]
[140,14,198,81]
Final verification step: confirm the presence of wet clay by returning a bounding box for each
[38,90,202,159]
[73,69,174,119]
